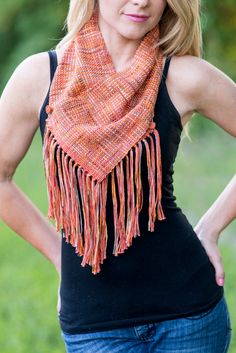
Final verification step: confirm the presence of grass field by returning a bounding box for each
[0,117,235,353]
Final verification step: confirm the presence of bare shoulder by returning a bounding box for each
[165,55,236,128]
[26,47,67,116]
[168,55,232,96]
[1,45,69,124]
[1,51,52,124]
[0,51,52,178]
[164,55,204,126]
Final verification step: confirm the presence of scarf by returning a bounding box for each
[43,8,165,274]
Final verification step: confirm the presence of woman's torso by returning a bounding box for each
[39,51,223,334]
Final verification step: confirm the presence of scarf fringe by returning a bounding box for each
[43,125,165,275]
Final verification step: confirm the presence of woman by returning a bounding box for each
[0,0,235,352]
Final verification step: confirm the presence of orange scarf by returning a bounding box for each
[43,9,165,274]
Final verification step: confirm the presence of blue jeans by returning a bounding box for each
[61,295,232,353]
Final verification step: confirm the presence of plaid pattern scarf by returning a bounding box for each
[43,8,165,274]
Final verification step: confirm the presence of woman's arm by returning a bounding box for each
[167,55,236,286]
[194,175,236,286]
[195,174,236,237]
[0,52,61,277]
[193,58,236,136]
[190,59,236,286]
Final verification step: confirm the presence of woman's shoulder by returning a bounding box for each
[167,54,232,102]
[13,51,50,88]
[166,54,229,125]
[0,51,53,128]
[4,51,52,119]
[168,55,215,90]
[7,47,67,119]
[167,54,236,131]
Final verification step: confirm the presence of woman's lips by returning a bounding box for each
[124,14,150,23]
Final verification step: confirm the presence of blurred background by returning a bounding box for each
[0,0,235,352]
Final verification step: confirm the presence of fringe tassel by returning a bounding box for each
[43,125,165,275]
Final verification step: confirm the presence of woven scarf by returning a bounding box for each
[43,8,165,274]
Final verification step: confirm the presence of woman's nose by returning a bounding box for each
[131,0,149,7]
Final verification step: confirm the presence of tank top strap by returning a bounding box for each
[161,56,172,84]
[39,50,58,140]
[48,50,58,83]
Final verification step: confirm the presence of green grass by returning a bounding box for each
[0,119,235,353]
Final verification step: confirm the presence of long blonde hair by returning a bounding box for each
[56,0,202,57]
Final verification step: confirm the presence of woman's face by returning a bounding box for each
[97,0,167,41]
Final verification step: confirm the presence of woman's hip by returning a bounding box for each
[60,295,232,353]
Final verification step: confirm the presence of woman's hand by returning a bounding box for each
[194,175,236,288]
[194,225,225,287]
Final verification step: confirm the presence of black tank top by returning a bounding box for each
[40,50,223,334]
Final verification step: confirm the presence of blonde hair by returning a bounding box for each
[56,0,202,57]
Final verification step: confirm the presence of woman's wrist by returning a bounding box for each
[53,255,61,278]
[50,240,61,278]
[194,216,222,242]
